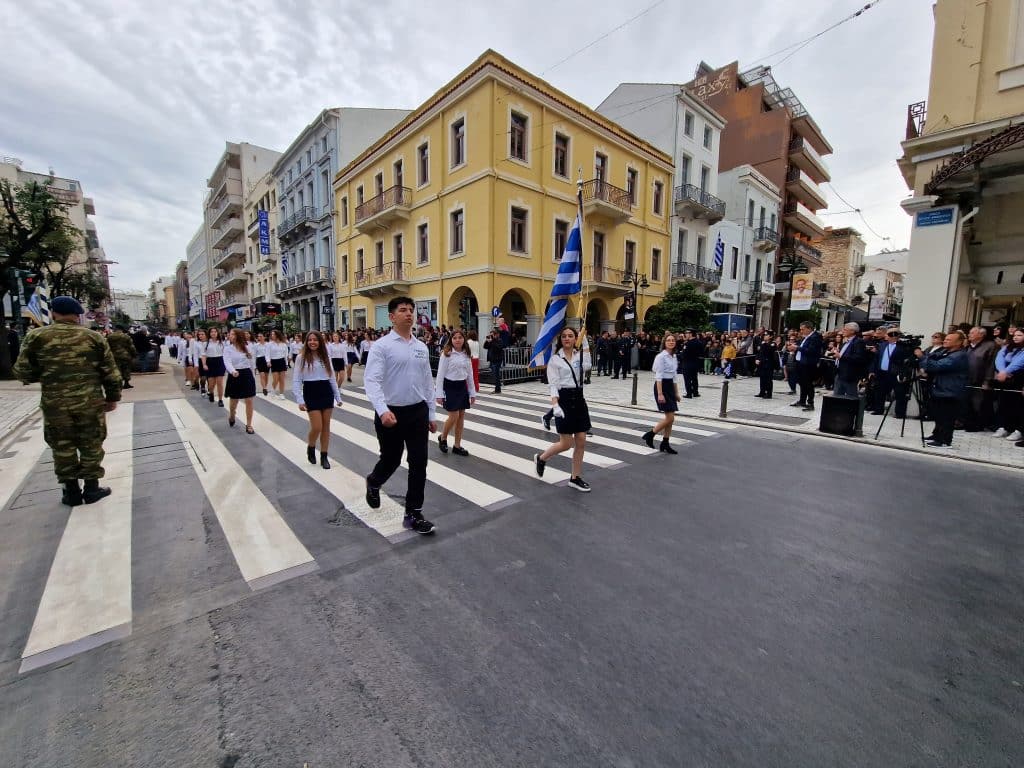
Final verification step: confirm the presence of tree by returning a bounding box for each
[59,267,110,309]
[642,282,712,336]
[782,307,822,331]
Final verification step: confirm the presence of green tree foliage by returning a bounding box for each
[642,282,712,336]
[60,267,110,309]
[782,307,822,331]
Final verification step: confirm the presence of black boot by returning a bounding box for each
[659,439,678,455]
[307,445,317,465]
[61,480,83,507]
[82,478,112,504]
[320,452,331,470]
[642,430,655,448]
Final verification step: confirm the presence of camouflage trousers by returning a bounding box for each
[42,406,108,482]
[117,361,132,384]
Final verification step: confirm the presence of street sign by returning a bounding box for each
[491,305,500,318]
[915,208,954,228]
[258,210,270,254]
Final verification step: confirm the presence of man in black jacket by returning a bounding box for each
[483,330,505,393]
[789,321,823,411]
[868,327,915,417]
[833,322,870,397]
[754,330,778,398]
[679,330,704,397]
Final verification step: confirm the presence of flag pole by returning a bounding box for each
[575,169,587,344]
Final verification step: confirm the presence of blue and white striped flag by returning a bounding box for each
[281,251,289,276]
[713,233,725,270]
[22,284,51,326]
[530,213,583,368]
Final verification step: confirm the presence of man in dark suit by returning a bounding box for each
[833,322,870,397]
[679,329,704,398]
[789,321,823,411]
[868,327,915,417]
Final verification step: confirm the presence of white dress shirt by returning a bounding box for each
[326,341,343,359]
[253,341,268,359]
[652,350,678,380]
[434,350,476,399]
[288,340,302,356]
[291,357,341,405]
[364,330,436,420]
[265,341,289,363]
[224,344,256,375]
[547,350,591,396]
[467,338,480,360]
[202,340,224,359]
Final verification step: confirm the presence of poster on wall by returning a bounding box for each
[415,300,436,329]
[868,296,887,321]
[789,274,814,311]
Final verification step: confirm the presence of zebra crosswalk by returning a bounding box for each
[0,385,728,674]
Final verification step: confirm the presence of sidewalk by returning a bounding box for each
[0,380,40,450]
[508,370,1024,469]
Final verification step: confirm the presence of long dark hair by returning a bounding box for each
[299,330,331,371]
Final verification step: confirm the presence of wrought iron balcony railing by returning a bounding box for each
[355,185,411,225]
[580,179,632,215]
[671,261,721,284]
[355,260,409,289]
[673,184,726,219]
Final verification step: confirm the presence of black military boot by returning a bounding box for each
[61,480,83,507]
[82,479,112,504]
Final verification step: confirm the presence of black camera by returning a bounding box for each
[894,334,924,350]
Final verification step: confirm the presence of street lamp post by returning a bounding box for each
[621,270,650,406]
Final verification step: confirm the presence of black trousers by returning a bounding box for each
[798,364,817,405]
[368,401,429,513]
[614,355,630,377]
[596,354,609,375]
[758,368,774,397]
[930,396,960,445]
[682,365,699,396]
[872,371,908,417]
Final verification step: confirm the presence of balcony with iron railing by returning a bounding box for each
[278,206,318,240]
[354,260,410,296]
[785,166,827,210]
[783,200,826,239]
[582,264,627,288]
[673,184,726,223]
[276,266,336,295]
[581,179,632,222]
[788,135,830,183]
[214,268,247,290]
[752,225,779,252]
[671,261,721,285]
[780,236,823,264]
[355,186,411,233]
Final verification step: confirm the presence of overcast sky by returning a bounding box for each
[2,0,933,290]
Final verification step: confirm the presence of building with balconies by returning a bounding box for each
[186,221,209,323]
[272,108,411,332]
[595,83,726,296]
[202,141,280,321]
[897,0,1024,334]
[243,172,281,316]
[334,50,672,338]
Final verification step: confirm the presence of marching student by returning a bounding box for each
[343,331,359,383]
[201,327,226,406]
[253,332,270,396]
[194,329,208,395]
[534,326,592,492]
[435,329,476,456]
[179,331,198,390]
[289,333,303,365]
[467,330,481,392]
[642,332,681,454]
[223,328,257,433]
[292,330,343,469]
[327,331,347,387]
[359,332,374,366]
[266,329,289,399]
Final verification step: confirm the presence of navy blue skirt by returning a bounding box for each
[655,378,678,412]
[225,369,256,399]
[270,357,288,373]
[442,378,471,411]
[205,356,226,377]
[303,380,335,411]
[331,357,345,372]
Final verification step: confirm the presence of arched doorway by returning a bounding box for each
[585,298,609,337]
[498,288,535,343]
[446,287,479,331]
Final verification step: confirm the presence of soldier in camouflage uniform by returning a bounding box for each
[106,326,137,389]
[13,296,122,506]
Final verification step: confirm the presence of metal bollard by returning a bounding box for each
[719,379,729,417]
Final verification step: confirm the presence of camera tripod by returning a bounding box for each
[873,366,928,445]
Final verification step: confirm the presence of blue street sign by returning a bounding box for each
[258,210,270,254]
[491,305,500,317]
[916,208,954,228]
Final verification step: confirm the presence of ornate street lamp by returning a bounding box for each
[621,270,650,405]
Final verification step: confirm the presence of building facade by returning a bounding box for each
[173,260,189,327]
[111,289,148,322]
[204,142,280,321]
[687,62,833,326]
[596,84,727,295]
[243,172,280,320]
[333,50,674,340]
[813,226,865,303]
[186,222,208,324]
[273,108,411,332]
[709,165,781,328]
[897,0,1024,333]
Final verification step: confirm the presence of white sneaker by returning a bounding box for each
[993,428,1008,438]
[1006,430,1022,441]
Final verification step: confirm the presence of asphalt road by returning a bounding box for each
[1,385,1021,767]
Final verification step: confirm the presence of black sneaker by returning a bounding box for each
[542,414,551,431]
[568,476,591,492]
[365,479,381,509]
[403,512,435,535]
[451,446,469,456]
[534,453,545,477]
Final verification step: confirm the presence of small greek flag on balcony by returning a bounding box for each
[529,213,582,368]
[280,251,288,276]
[713,233,725,270]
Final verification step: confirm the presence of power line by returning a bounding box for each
[542,0,669,75]
[825,182,890,242]
[749,1,886,69]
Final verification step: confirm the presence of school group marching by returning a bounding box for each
[166,297,692,537]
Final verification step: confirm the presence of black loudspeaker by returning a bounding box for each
[819,394,859,436]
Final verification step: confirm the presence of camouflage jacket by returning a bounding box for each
[106,331,137,365]
[13,321,122,410]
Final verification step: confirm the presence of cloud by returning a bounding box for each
[0,0,934,289]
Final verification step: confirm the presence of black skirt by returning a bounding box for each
[270,357,288,373]
[655,378,678,413]
[346,352,359,364]
[256,357,269,373]
[224,368,256,399]
[303,380,335,411]
[555,387,591,435]
[331,357,345,372]
[205,356,226,377]
[442,377,471,411]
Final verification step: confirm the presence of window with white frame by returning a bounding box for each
[703,125,712,149]
[677,229,688,263]
[626,168,638,205]
[683,111,694,137]
[554,133,569,178]
[394,233,403,265]
[510,112,528,161]
[356,185,364,206]
[696,235,706,266]
[451,118,466,167]
[624,240,636,275]
[680,155,691,186]
[341,196,348,226]
[417,223,429,265]
[450,209,464,255]
[341,254,348,283]
[731,247,739,279]
[653,181,664,215]
[651,248,661,282]
[510,207,528,253]
[417,142,429,186]
[554,219,569,261]
[356,248,364,276]
[595,152,608,182]
[375,240,384,270]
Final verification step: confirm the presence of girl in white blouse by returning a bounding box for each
[201,327,227,407]
[193,329,208,396]
[326,332,346,387]
[342,332,358,382]
[224,328,257,433]
[643,332,681,454]
[467,330,481,392]
[253,332,270,396]
[435,330,476,456]
[289,334,303,365]
[534,327,592,492]
[265,329,289,399]
[292,330,342,469]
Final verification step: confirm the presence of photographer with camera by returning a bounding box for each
[914,331,968,447]
[868,327,917,417]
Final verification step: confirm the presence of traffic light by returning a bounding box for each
[20,270,40,302]
[459,297,471,327]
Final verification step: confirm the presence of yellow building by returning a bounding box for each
[897,0,1024,333]
[333,50,673,340]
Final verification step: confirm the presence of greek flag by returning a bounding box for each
[281,251,289,276]
[529,213,582,368]
[713,233,725,270]
[22,284,51,326]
